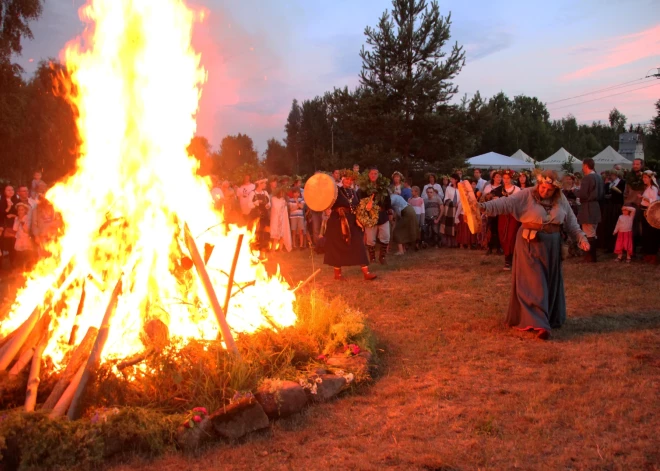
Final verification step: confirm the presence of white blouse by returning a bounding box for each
[641,186,658,208]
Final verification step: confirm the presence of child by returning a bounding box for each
[613,205,635,262]
[423,187,442,247]
[408,186,425,246]
[13,202,34,270]
[288,188,305,250]
[30,171,44,200]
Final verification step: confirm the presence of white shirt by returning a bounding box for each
[422,183,444,201]
[613,210,635,234]
[443,185,463,221]
[238,183,255,215]
[482,183,501,195]
[476,178,487,192]
[641,186,658,208]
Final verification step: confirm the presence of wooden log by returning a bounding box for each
[292,268,321,294]
[67,278,123,420]
[42,326,98,410]
[116,347,154,370]
[24,332,48,412]
[0,259,74,371]
[8,347,34,376]
[49,363,85,418]
[203,243,214,265]
[222,234,244,316]
[183,224,239,357]
[68,278,87,345]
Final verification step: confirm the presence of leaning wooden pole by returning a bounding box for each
[222,234,244,316]
[42,327,98,411]
[50,364,85,419]
[24,332,48,412]
[67,277,123,420]
[292,268,321,294]
[68,278,87,345]
[183,223,239,357]
[0,259,74,371]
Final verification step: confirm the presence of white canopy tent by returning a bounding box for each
[467,152,536,171]
[592,146,632,173]
[511,149,535,164]
[540,148,582,174]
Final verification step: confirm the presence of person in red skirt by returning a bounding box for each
[613,205,635,262]
[497,170,521,270]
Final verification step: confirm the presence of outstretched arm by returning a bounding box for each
[479,190,523,217]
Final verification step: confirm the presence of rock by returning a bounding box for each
[175,417,215,452]
[326,351,372,377]
[210,397,269,440]
[255,380,308,419]
[310,374,347,401]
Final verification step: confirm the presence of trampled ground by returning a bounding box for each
[108,247,660,471]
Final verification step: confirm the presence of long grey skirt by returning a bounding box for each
[506,228,566,331]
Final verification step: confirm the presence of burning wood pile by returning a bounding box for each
[0,0,302,420]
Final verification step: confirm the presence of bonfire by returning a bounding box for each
[0,0,304,421]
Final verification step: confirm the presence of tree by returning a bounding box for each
[284,99,302,172]
[0,0,43,62]
[263,138,292,175]
[186,135,213,176]
[216,133,258,177]
[647,99,660,166]
[20,60,79,182]
[608,107,627,135]
[358,0,465,175]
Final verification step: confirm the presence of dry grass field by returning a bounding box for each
[106,247,660,471]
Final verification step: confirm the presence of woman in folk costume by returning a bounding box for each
[456,177,477,249]
[480,170,590,340]
[639,170,660,264]
[440,174,462,248]
[482,171,503,254]
[497,169,522,270]
[324,170,377,281]
[422,173,444,201]
[247,178,271,259]
[269,185,292,252]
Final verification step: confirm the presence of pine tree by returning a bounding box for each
[358,0,465,175]
[284,99,302,173]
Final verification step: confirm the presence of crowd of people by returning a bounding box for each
[1,172,62,271]
[206,158,659,273]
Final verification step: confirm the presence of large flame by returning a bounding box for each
[0,0,296,368]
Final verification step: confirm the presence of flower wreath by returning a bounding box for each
[356,197,380,228]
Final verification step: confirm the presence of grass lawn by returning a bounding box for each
[106,247,660,471]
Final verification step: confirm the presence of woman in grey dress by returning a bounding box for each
[480,170,590,340]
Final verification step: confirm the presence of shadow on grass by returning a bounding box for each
[557,310,660,340]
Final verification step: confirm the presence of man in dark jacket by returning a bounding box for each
[578,158,604,262]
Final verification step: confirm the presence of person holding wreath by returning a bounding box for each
[324,169,377,281]
[358,167,392,265]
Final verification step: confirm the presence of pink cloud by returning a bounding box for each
[561,24,660,81]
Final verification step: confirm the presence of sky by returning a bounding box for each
[15,0,660,157]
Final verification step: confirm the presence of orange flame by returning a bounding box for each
[0,0,296,368]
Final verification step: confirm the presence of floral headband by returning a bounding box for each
[537,175,562,188]
[392,171,404,181]
[340,169,359,180]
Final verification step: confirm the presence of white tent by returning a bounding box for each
[467,152,535,171]
[540,148,582,174]
[592,146,632,173]
[511,149,535,164]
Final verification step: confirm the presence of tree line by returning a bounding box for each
[2,0,660,188]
